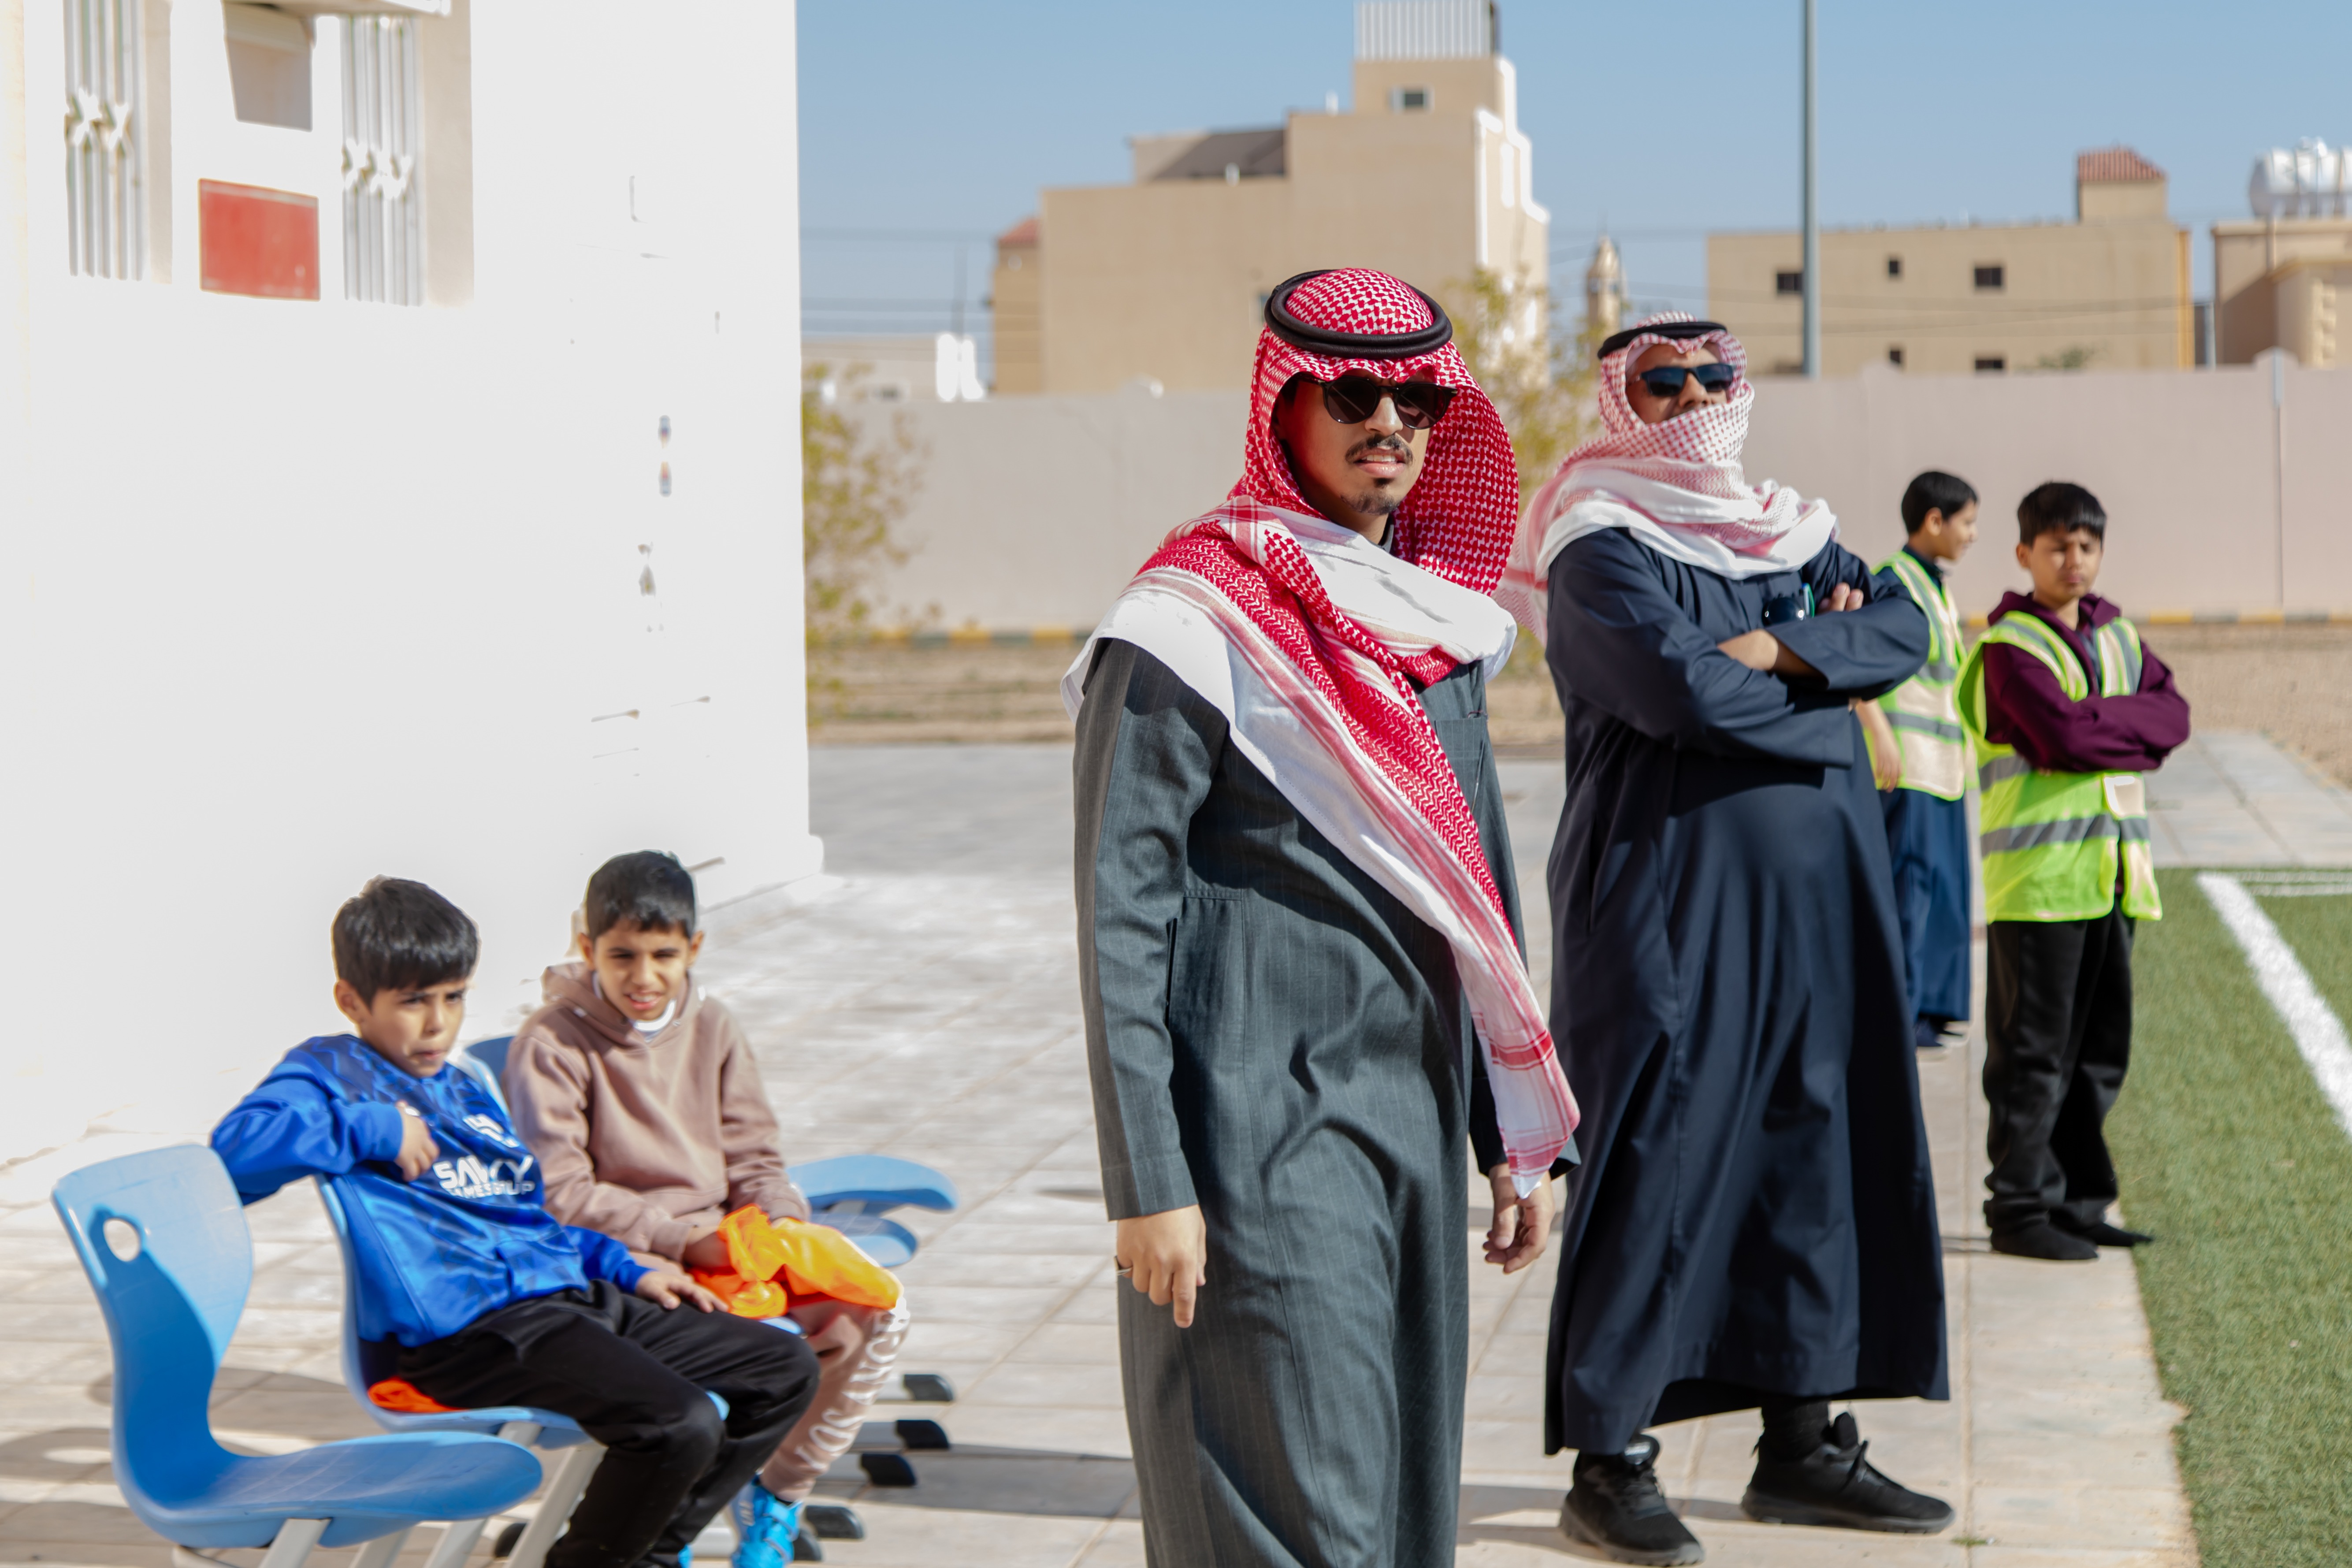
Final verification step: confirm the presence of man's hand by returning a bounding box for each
[1854,699,1903,791]
[1115,1205,1208,1328]
[1718,583,1862,678]
[1715,628,1781,672]
[635,1269,725,1312]
[682,1227,732,1272]
[394,1105,439,1182]
[1484,1166,1553,1275]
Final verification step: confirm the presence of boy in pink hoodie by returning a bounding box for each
[505,852,907,1567]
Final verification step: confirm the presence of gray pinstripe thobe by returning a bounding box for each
[1074,638,1515,1568]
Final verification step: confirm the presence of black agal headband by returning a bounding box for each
[1598,319,1730,359]
[1263,270,1454,359]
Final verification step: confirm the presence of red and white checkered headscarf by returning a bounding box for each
[1497,312,1836,628]
[1230,269,1521,594]
[1069,268,1578,1188]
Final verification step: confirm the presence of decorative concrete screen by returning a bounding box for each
[1355,0,1492,60]
[343,15,424,305]
[62,0,143,280]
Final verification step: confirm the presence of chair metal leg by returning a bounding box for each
[505,1442,603,1568]
[350,1527,412,1568]
[256,1520,329,1568]
[421,1517,490,1568]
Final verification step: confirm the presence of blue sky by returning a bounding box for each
[798,1,2352,351]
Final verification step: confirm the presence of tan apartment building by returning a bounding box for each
[1707,149,2192,376]
[988,0,1546,394]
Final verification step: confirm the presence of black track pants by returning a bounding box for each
[1982,906,2134,1234]
[400,1283,819,1568]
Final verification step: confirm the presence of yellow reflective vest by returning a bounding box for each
[1955,610,2162,923]
[1872,549,1966,800]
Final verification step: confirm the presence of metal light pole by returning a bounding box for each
[1801,0,1820,379]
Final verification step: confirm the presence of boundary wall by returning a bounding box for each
[864,362,2352,632]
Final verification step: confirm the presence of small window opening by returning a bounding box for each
[1886,256,1902,279]
[1974,355,2006,373]
[1887,347,1905,368]
[1391,86,1430,111]
[1974,264,2005,291]
[1775,270,1803,296]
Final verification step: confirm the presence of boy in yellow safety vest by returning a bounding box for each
[1955,482,2190,1263]
[1866,472,1981,1054]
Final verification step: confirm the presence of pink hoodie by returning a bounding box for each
[504,961,808,1263]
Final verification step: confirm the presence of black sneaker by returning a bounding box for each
[1989,1221,2098,1261]
[2054,1216,2153,1248]
[1560,1434,1705,1565]
[1741,1412,1954,1534]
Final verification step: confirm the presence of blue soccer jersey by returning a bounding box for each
[212,1036,648,1346]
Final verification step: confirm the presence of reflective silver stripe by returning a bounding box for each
[1889,712,1965,741]
[2121,816,2151,843]
[1979,754,2035,789]
[2109,624,2143,695]
[1921,660,1959,684]
[1980,815,2121,855]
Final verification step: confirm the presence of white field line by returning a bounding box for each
[2199,872,2352,1139]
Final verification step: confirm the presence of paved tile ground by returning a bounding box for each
[19,730,2341,1565]
[2147,731,2352,868]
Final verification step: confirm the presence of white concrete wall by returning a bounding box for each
[869,364,2352,630]
[0,1,815,1162]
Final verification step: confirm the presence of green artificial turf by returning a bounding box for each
[2107,869,2352,1567]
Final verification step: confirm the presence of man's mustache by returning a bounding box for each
[1349,435,1414,461]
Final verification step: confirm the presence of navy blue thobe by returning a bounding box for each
[1539,527,1948,1455]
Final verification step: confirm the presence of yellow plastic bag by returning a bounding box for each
[769,1215,900,1310]
[690,1206,900,1317]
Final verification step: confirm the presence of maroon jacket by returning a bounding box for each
[1979,591,2191,774]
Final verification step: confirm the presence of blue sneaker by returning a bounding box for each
[730,1482,804,1568]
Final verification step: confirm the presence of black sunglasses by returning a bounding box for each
[1634,363,1739,399]
[1317,375,1456,430]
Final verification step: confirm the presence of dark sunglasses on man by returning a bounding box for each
[1316,375,1456,430]
[1634,363,1739,399]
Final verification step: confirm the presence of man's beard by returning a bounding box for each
[1347,436,1414,516]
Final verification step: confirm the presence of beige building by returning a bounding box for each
[988,0,1546,394]
[1707,149,2192,376]
[2212,242,2352,367]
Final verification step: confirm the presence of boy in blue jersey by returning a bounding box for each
[212,878,818,1568]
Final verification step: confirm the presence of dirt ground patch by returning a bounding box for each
[809,625,2352,788]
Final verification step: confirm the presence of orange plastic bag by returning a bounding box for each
[368,1377,460,1414]
[769,1215,900,1310]
[689,1206,900,1317]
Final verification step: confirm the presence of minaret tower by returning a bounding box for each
[1584,231,1626,337]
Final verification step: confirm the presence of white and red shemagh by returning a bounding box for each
[1064,268,1578,1189]
[1496,312,1839,637]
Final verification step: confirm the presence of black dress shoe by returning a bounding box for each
[1741,1412,1954,1534]
[1989,1221,2098,1261]
[1561,1434,1705,1565]
[2055,1217,2153,1247]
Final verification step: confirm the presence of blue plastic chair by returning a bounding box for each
[51,1147,543,1568]
[314,1177,609,1568]
[455,1037,960,1268]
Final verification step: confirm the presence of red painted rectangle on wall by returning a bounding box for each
[199,180,320,300]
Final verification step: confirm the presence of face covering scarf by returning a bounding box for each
[1062,268,1578,1191]
[1495,312,1839,640]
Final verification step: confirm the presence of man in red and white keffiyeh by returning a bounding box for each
[1502,315,1953,1564]
[1064,268,1577,1567]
